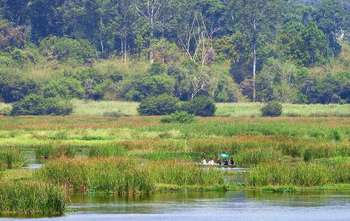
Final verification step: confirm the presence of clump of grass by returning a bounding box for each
[248,162,331,187]
[134,151,198,161]
[35,145,78,160]
[87,144,127,157]
[0,181,65,217]
[0,147,25,169]
[235,148,281,167]
[37,158,155,195]
[149,160,224,186]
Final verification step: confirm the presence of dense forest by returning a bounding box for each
[0,0,350,115]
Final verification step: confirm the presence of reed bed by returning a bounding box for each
[247,162,350,187]
[149,160,225,186]
[37,158,155,195]
[87,145,127,157]
[0,147,25,169]
[35,145,78,160]
[0,181,65,217]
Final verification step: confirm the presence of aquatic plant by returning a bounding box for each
[37,158,155,195]
[0,147,25,169]
[0,181,65,217]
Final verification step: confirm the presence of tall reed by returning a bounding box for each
[248,162,333,187]
[0,181,65,217]
[149,160,224,186]
[37,158,155,195]
[0,147,25,169]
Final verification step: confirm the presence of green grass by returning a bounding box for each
[2,100,350,117]
[0,147,25,169]
[72,99,139,116]
[0,181,65,217]
[216,103,350,117]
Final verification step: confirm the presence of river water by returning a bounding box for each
[2,191,350,221]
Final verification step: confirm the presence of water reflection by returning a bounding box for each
[2,191,350,221]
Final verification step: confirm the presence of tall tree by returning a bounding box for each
[228,0,283,102]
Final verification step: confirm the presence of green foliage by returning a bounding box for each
[11,94,73,116]
[121,74,175,101]
[0,70,39,103]
[39,37,95,64]
[183,96,216,117]
[43,77,84,99]
[0,181,65,217]
[138,94,178,116]
[161,111,195,124]
[279,21,330,66]
[261,102,283,117]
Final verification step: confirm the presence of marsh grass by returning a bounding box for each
[37,158,155,195]
[0,147,25,169]
[149,160,225,187]
[247,162,350,187]
[87,144,127,157]
[235,148,282,167]
[35,145,78,160]
[0,181,65,217]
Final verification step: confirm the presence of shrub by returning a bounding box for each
[261,102,283,117]
[0,71,39,103]
[183,96,216,116]
[39,36,95,64]
[121,75,175,101]
[0,103,12,115]
[161,111,195,124]
[43,78,84,99]
[138,94,178,116]
[0,181,65,217]
[11,94,73,116]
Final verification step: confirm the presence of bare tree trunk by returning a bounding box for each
[253,42,257,102]
[252,18,257,102]
[99,17,105,57]
[124,37,127,63]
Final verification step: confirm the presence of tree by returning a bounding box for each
[279,21,330,66]
[28,0,64,42]
[228,0,282,102]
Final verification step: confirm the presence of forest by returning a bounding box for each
[0,0,350,115]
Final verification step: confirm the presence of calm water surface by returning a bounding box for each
[2,191,350,221]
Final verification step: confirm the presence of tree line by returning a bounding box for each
[0,0,350,115]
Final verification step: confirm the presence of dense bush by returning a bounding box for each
[261,102,283,117]
[121,74,175,101]
[183,96,216,117]
[161,111,195,124]
[39,37,95,64]
[43,77,84,99]
[138,94,178,116]
[11,94,73,116]
[0,71,39,103]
